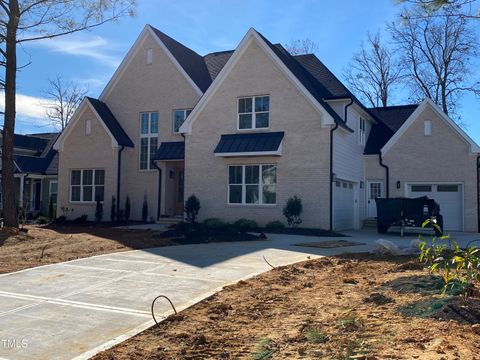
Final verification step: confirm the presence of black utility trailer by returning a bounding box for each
[375,196,443,236]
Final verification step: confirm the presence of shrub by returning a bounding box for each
[95,196,103,222]
[283,195,303,227]
[203,218,227,231]
[125,196,131,222]
[110,196,116,222]
[36,216,49,225]
[56,215,66,223]
[184,194,201,223]
[233,218,258,233]
[265,220,285,230]
[142,195,148,222]
[117,209,125,221]
[48,196,55,220]
[74,214,88,223]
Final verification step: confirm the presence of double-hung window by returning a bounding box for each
[228,164,276,205]
[238,95,269,130]
[70,169,105,202]
[49,180,58,206]
[173,109,192,133]
[140,112,158,170]
[358,117,366,145]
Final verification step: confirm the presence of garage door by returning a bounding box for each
[334,180,354,230]
[407,184,463,231]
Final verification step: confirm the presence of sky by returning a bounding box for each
[5,0,480,142]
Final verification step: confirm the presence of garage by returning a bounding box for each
[407,183,463,231]
[334,180,355,230]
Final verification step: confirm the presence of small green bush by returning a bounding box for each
[95,197,103,222]
[48,196,55,220]
[125,196,131,222]
[36,216,49,225]
[110,196,116,222]
[233,218,258,233]
[265,220,285,230]
[142,195,148,222]
[203,218,227,230]
[283,195,303,227]
[185,194,201,223]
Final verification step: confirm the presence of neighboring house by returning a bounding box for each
[0,132,59,216]
[53,25,480,232]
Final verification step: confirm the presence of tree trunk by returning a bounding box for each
[2,1,20,228]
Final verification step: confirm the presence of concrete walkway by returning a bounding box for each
[0,229,478,360]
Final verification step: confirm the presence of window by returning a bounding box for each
[228,164,276,205]
[140,112,159,170]
[85,119,91,135]
[49,180,58,206]
[411,185,432,192]
[359,117,366,145]
[424,120,432,136]
[437,185,458,192]
[70,169,105,202]
[146,48,153,65]
[238,96,269,129]
[173,109,192,133]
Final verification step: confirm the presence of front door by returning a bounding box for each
[367,181,383,218]
[33,180,42,211]
[174,170,184,215]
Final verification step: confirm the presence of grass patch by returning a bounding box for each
[305,328,328,343]
[251,338,278,360]
[399,296,452,318]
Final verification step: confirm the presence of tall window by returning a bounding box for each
[358,117,366,145]
[228,164,276,205]
[173,109,192,133]
[238,95,269,130]
[424,120,432,136]
[70,169,105,202]
[49,180,58,206]
[140,112,158,170]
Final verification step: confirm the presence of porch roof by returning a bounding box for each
[153,141,185,161]
[214,132,284,157]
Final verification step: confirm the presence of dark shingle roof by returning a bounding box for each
[153,141,185,160]
[12,134,49,153]
[150,26,212,92]
[86,97,134,148]
[14,137,59,174]
[203,50,234,81]
[214,132,284,155]
[365,105,419,154]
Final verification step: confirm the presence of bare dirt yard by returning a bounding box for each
[0,224,179,274]
[93,253,480,360]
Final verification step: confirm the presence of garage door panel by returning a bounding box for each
[334,180,354,231]
[408,184,462,231]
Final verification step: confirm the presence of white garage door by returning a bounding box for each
[334,180,354,230]
[407,184,463,231]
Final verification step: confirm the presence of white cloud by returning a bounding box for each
[0,92,51,128]
[34,34,122,68]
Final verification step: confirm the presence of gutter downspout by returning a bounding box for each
[151,160,162,220]
[329,98,354,232]
[378,152,389,198]
[116,146,125,213]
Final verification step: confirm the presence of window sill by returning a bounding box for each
[226,203,277,208]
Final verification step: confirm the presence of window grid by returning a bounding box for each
[238,96,270,130]
[173,109,192,133]
[140,112,159,170]
[228,164,276,205]
[70,169,105,203]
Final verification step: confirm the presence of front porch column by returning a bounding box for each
[19,175,24,207]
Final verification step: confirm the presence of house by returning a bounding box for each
[53,25,480,232]
[0,132,59,216]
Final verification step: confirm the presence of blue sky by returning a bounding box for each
[7,0,480,142]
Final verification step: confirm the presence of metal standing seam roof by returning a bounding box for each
[214,132,285,155]
[153,141,185,160]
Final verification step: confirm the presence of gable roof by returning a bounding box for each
[13,133,60,174]
[150,27,212,92]
[380,98,480,155]
[364,105,419,154]
[86,97,134,147]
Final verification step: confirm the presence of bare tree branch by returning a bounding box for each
[285,38,319,55]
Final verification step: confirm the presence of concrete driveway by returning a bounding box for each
[0,229,478,360]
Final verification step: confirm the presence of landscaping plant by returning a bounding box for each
[125,196,131,222]
[48,196,55,220]
[283,195,303,227]
[419,219,480,297]
[95,197,103,222]
[233,218,258,233]
[184,194,200,223]
[142,195,148,222]
[110,196,116,222]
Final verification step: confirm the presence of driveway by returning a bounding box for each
[0,229,478,360]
